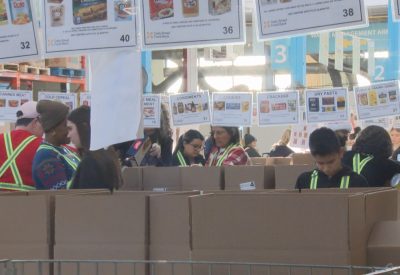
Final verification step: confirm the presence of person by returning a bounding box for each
[0,101,43,191]
[172,130,205,166]
[269,129,294,157]
[335,129,350,150]
[342,125,400,187]
[243,133,261,157]
[32,100,81,190]
[347,126,361,149]
[67,106,122,190]
[206,126,249,166]
[296,127,368,189]
[390,127,400,161]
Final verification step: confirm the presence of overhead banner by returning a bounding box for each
[143,94,161,128]
[141,0,245,49]
[255,0,367,40]
[354,80,400,120]
[212,92,252,127]
[79,92,91,106]
[170,92,210,126]
[394,0,400,21]
[0,90,32,121]
[38,91,77,110]
[305,87,349,123]
[0,0,39,62]
[257,91,299,126]
[43,0,138,55]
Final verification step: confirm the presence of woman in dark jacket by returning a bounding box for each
[243,134,261,157]
[172,130,205,166]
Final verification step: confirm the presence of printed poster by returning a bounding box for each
[305,87,349,123]
[43,0,138,55]
[0,0,39,62]
[0,90,32,121]
[257,91,299,126]
[354,80,400,120]
[255,0,367,40]
[143,94,161,128]
[79,92,91,106]
[289,124,317,151]
[38,91,77,110]
[212,92,252,126]
[169,92,210,126]
[141,0,244,49]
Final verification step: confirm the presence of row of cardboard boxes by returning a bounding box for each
[1,188,400,275]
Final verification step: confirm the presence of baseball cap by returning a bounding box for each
[16,101,39,120]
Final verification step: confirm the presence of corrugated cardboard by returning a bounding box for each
[291,153,315,165]
[368,221,400,266]
[275,164,315,189]
[250,157,267,165]
[142,167,181,191]
[265,157,291,166]
[180,167,222,191]
[45,57,82,69]
[121,167,143,190]
[224,166,266,190]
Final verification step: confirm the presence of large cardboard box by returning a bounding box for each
[368,221,400,266]
[142,167,181,191]
[45,57,82,69]
[275,164,315,189]
[265,157,291,166]
[250,157,267,165]
[291,153,315,165]
[180,166,222,191]
[224,166,274,190]
[121,167,142,190]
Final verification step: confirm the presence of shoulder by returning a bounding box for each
[295,171,314,189]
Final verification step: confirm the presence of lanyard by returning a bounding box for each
[309,170,350,189]
[177,151,188,167]
[208,143,237,167]
[352,153,373,174]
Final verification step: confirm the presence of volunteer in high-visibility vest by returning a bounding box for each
[0,101,43,191]
[342,125,400,187]
[32,100,80,190]
[171,130,205,167]
[206,127,249,166]
[296,127,368,189]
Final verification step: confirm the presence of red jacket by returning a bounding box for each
[0,129,42,190]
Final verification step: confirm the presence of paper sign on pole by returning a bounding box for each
[257,91,299,126]
[212,92,252,127]
[0,0,39,62]
[170,92,210,126]
[335,32,344,71]
[393,0,400,21]
[319,33,329,66]
[362,117,391,130]
[0,90,32,121]
[79,93,91,106]
[305,87,349,123]
[352,36,360,75]
[255,0,367,40]
[290,123,318,151]
[368,40,375,78]
[141,0,245,49]
[354,80,400,120]
[38,91,77,110]
[43,0,138,55]
[143,94,161,128]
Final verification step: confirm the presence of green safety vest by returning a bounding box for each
[208,143,239,167]
[352,153,373,174]
[309,170,350,189]
[0,133,37,191]
[177,151,188,167]
[37,143,81,189]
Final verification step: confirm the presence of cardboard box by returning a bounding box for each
[250,157,267,165]
[224,166,273,190]
[291,153,315,165]
[121,167,142,190]
[275,164,315,189]
[265,157,291,166]
[180,166,222,191]
[142,167,180,191]
[368,221,400,266]
[45,57,82,69]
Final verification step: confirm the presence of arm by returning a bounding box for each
[223,147,249,166]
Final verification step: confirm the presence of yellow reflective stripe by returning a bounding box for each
[359,155,373,173]
[0,182,36,191]
[310,170,318,189]
[3,133,21,185]
[340,176,350,189]
[353,153,360,174]
[67,179,73,190]
[38,144,80,170]
[177,151,188,167]
[216,143,237,167]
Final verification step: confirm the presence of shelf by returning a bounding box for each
[0,71,85,85]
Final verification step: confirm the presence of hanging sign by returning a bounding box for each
[212,92,252,126]
[305,87,349,123]
[0,90,32,121]
[255,0,367,40]
[141,0,245,49]
[257,91,299,126]
[43,0,138,55]
[38,91,77,110]
[354,80,400,120]
[143,94,161,128]
[79,92,91,106]
[170,92,210,126]
[393,0,400,21]
[0,0,39,62]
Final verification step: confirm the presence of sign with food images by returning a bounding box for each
[38,91,77,110]
[0,0,39,62]
[43,0,138,55]
[141,0,245,49]
[305,87,349,123]
[143,94,161,128]
[354,80,400,120]
[79,92,91,106]
[0,90,32,121]
[255,0,367,40]
[257,91,299,126]
[212,92,252,126]
[393,0,400,21]
[169,91,210,126]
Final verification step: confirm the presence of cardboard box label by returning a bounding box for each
[240,182,256,191]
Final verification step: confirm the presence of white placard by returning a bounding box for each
[143,94,161,128]
[367,40,375,78]
[79,92,91,106]
[212,92,252,126]
[38,91,77,110]
[240,181,256,191]
[0,0,39,62]
[393,0,400,21]
[257,91,299,126]
[352,37,360,75]
[319,32,329,66]
[362,117,391,130]
[43,0,138,55]
[255,0,367,40]
[305,87,349,123]
[141,0,245,49]
[335,31,344,71]
[290,123,318,151]
[355,80,400,120]
[0,90,32,121]
[170,92,210,126]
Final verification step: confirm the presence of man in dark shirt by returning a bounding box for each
[296,127,368,189]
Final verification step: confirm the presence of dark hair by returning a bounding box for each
[352,125,392,159]
[15,117,35,127]
[244,133,256,147]
[67,106,90,153]
[211,127,240,146]
[173,130,204,155]
[335,129,350,148]
[348,126,361,140]
[309,127,341,156]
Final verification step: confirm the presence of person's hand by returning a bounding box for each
[149,143,161,158]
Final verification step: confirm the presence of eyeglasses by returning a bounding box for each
[189,143,204,150]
